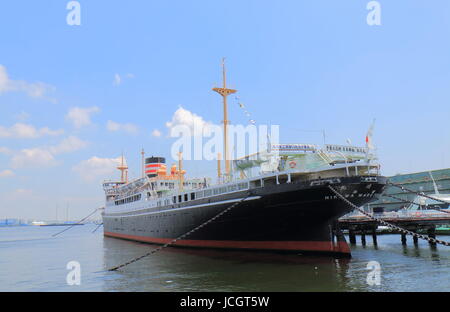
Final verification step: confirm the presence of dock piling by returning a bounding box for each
[372,228,378,246]
[349,230,356,244]
[401,233,407,245]
[361,231,366,246]
[427,228,437,246]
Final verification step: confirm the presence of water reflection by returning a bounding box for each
[3,226,450,291]
[101,237,364,292]
[105,233,450,291]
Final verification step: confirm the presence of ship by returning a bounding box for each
[101,62,387,257]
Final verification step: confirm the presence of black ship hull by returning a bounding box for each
[103,176,387,257]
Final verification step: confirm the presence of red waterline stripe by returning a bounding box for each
[104,231,350,254]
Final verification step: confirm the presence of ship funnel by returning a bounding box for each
[145,156,166,178]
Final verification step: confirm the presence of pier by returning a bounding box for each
[339,210,450,246]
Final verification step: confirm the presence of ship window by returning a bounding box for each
[250,179,262,188]
[191,193,195,200]
[238,182,247,190]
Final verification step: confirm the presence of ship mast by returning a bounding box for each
[117,153,128,183]
[178,152,184,191]
[141,148,145,179]
[212,58,237,179]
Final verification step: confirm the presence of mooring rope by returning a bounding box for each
[52,208,100,237]
[329,185,450,247]
[107,193,251,272]
[92,223,103,233]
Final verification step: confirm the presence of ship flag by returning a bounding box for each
[365,119,375,150]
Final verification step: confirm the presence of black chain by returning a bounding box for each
[329,185,450,247]
[108,193,251,271]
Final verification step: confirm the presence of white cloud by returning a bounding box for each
[106,120,138,135]
[113,73,134,86]
[0,147,13,155]
[49,136,88,154]
[73,156,122,182]
[0,65,55,100]
[66,106,100,128]
[14,111,30,122]
[10,148,57,169]
[0,123,64,139]
[0,169,14,178]
[165,106,216,137]
[9,136,88,169]
[113,74,122,86]
[151,129,162,137]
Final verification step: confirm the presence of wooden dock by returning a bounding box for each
[338,210,450,246]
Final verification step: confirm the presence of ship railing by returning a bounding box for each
[341,210,450,221]
[328,151,350,176]
[317,149,334,165]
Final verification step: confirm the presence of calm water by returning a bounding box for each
[1,224,449,292]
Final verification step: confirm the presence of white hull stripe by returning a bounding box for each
[104,196,261,218]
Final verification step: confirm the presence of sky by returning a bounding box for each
[1,0,450,220]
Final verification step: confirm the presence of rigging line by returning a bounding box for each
[235,96,256,125]
[51,208,100,237]
[387,181,450,206]
[383,193,450,215]
[106,192,251,272]
[328,185,450,247]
